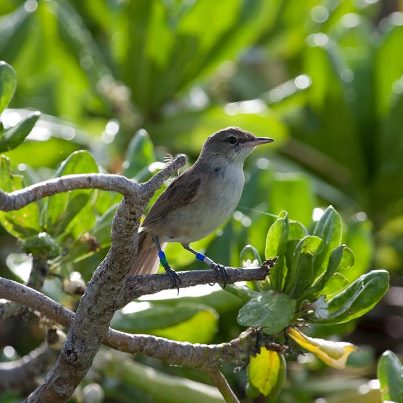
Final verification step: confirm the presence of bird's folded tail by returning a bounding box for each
[128,232,165,276]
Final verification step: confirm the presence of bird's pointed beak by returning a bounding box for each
[245,137,274,147]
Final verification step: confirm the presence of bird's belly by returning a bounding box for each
[160,172,243,243]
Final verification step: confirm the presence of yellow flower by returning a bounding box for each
[287,327,357,369]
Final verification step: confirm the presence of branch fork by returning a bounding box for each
[0,154,279,402]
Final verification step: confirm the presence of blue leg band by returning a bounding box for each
[158,251,169,267]
[196,253,205,262]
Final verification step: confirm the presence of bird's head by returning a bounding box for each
[200,127,273,164]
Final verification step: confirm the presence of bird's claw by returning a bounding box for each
[163,265,182,294]
[210,263,229,288]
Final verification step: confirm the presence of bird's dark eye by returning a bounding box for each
[227,135,237,144]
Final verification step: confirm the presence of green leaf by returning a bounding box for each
[266,212,288,291]
[377,350,403,403]
[344,216,373,282]
[147,104,286,156]
[0,112,40,152]
[240,244,262,266]
[123,128,155,179]
[3,136,82,168]
[318,246,355,299]
[304,245,354,301]
[123,0,277,114]
[112,302,218,343]
[0,61,16,113]
[318,270,389,324]
[288,220,308,240]
[0,6,33,63]
[237,290,296,335]
[248,348,286,397]
[269,173,315,227]
[0,155,41,238]
[312,206,342,282]
[284,235,323,299]
[53,0,112,87]
[375,20,403,117]
[42,150,98,237]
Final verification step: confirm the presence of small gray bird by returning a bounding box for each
[129,127,273,282]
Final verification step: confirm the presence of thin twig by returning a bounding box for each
[121,265,270,306]
[0,329,64,393]
[205,368,240,403]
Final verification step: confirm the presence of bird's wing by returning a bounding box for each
[142,168,201,230]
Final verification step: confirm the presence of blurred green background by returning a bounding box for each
[0,0,403,402]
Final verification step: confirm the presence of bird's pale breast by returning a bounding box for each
[158,163,244,243]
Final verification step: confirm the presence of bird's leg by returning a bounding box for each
[153,236,181,291]
[181,243,229,287]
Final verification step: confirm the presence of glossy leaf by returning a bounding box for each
[42,150,98,237]
[303,36,366,186]
[0,5,33,63]
[0,111,40,152]
[312,206,342,281]
[377,350,403,403]
[343,216,373,282]
[0,155,40,238]
[284,235,323,298]
[374,90,403,211]
[122,0,277,114]
[248,348,286,397]
[123,128,155,178]
[266,211,288,291]
[375,20,403,117]
[147,104,286,155]
[237,290,296,335]
[304,244,354,301]
[318,270,389,324]
[240,244,262,267]
[0,61,16,113]
[288,220,308,240]
[112,302,218,343]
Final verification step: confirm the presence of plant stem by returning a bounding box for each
[205,368,240,403]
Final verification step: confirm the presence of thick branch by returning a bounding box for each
[0,264,268,329]
[105,327,283,369]
[0,173,139,211]
[26,155,187,402]
[0,270,283,369]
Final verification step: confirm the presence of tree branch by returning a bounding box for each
[24,155,187,402]
[0,254,50,320]
[141,154,187,199]
[0,154,278,402]
[0,173,139,211]
[0,329,64,393]
[0,269,283,369]
[120,265,270,307]
[205,368,240,403]
[0,344,57,393]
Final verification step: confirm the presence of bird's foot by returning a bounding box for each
[210,263,229,288]
[163,265,182,293]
